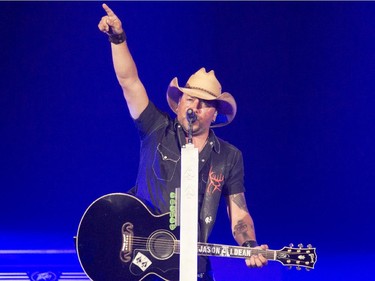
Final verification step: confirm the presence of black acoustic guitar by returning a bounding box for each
[76,193,317,281]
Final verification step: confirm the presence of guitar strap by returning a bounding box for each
[199,151,225,243]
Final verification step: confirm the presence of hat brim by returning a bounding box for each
[166,77,237,128]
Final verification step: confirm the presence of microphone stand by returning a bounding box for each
[187,119,193,144]
[186,108,196,144]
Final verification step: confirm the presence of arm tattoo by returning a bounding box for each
[233,220,253,241]
[230,194,248,212]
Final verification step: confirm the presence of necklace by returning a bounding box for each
[199,138,209,152]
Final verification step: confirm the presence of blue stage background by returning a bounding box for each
[1,1,374,280]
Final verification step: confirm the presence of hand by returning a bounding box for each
[245,244,269,268]
[98,3,124,35]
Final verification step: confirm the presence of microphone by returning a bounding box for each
[186,108,197,123]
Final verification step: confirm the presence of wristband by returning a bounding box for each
[108,32,126,45]
[242,240,259,248]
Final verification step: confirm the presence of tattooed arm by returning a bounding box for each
[226,192,268,268]
[227,193,256,243]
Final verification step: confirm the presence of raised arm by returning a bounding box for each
[226,192,268,268]
[98,3,148,119]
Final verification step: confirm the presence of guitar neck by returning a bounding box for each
[186,241,317,270]
[179,242,277,260]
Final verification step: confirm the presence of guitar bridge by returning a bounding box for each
[120,222,134,263]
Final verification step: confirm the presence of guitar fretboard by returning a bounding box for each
[175,242,277,260]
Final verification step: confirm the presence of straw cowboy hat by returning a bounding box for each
[166,68,237,127]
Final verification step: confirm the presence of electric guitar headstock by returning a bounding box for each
[276,243,317,270]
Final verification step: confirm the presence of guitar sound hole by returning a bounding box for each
[148,231,175,260]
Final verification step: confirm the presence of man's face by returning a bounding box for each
[176,93,217,136]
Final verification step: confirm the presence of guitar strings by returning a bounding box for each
[125,236,315,265]
[127,236,276,258]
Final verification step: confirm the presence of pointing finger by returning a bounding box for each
[102,3,115,17]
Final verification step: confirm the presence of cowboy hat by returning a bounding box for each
[166,68,237,127]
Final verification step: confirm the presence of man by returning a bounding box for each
[98,3,268,280]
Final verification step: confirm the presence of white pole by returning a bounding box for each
[179,143,199,281]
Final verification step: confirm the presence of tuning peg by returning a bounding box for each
[296,266,301,271]
[306,268,310,272]
[289,243,294,247]
[298,243,303,248]
[288,266,293,270]
[307,244,312,248]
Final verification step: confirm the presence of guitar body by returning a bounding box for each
[76,193,317,280]
[76,193,180,281]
